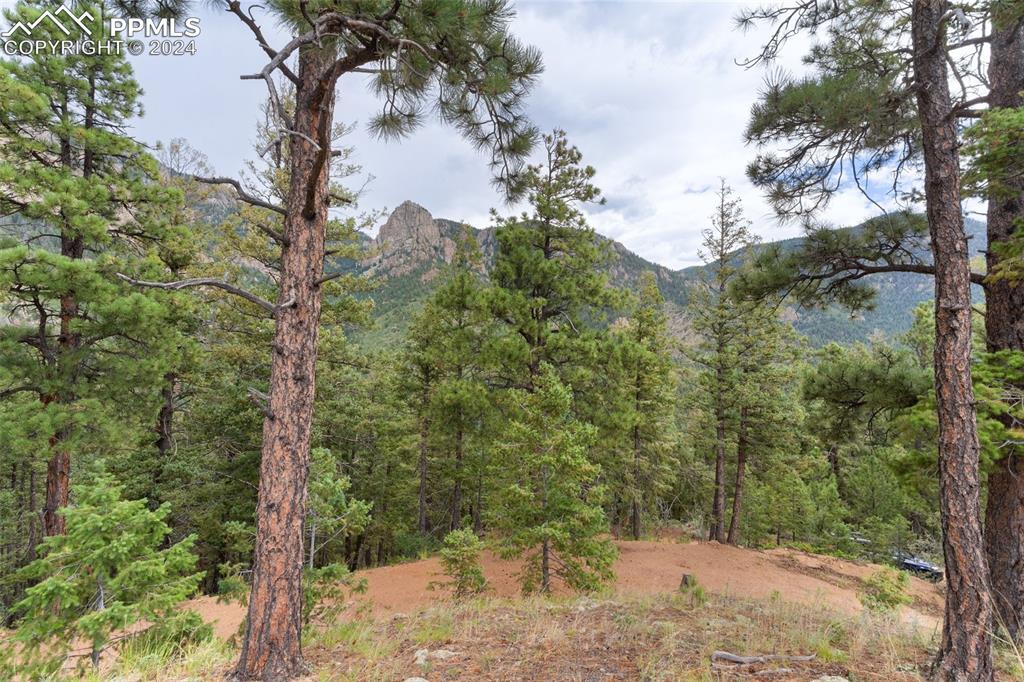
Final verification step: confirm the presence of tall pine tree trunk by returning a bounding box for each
[986,454,1024,639]
[982,9,1024,644]
[42,83,91,538]
[233,44,335,681]
[727,407,748,545]
[709,389,727,542]
[913,2,993,677]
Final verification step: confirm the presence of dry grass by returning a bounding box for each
[72,589,1024,680]
[296,589,940,681]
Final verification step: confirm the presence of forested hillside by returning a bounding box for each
[342,200,987,347]
[1,0,1022,680]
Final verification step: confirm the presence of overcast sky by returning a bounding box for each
[126,1,900,269]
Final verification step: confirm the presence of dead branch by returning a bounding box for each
[192,176,286,216]
[116,274,279,315]
[247,387,273,419]
[710,651,816,666]
[225,0,299,84]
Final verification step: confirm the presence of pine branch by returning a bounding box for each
[115,274,293,315]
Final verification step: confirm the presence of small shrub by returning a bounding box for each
[677,574,708,608]
[859,567,912,613]
[303,562,367,626]
[0,471,205,677]
[435,529,488,597]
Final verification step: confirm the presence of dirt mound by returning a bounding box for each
[187,540,943,640]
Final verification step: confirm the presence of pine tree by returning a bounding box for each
[486,130,616,593]
[687,181,756,542]
[490,366,616,594]
[0,470,204,677]
[0,0,191,554]
[726,291,802,546]
[136,3,544,673]
[488,129,611,392]
[606,272,678,540]
[421,232,496,532]
[739,1,996,669]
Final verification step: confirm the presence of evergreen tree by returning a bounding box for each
[422,232,496,532]
[485,130,615,593]
[726,293,803,545]
[605,272,678,540]
[0,0,193,593]
[146,3,545,672]
[687,181,756,542]
[0,470,204,677]
[739,0,996,668]
[488,129,611,392]
[490,366,616,594]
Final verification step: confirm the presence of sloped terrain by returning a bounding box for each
[189,540,943,642]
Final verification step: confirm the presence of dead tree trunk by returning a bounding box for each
[912,2,994,677]
[982,11,1024,644]
[727,407,748,545]
[233,44,336,681]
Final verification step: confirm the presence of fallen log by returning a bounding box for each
[710,651,816,665]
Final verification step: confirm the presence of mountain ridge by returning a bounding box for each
[350,200,985,347]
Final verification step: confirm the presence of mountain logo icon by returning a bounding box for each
[2,5,94,38]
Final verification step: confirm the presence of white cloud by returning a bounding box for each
[128,1,909,269]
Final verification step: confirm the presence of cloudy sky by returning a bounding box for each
[127,1,898,269]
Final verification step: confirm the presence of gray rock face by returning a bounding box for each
[365,201,460,279]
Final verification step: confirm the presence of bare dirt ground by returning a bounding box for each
[187,540,944,642]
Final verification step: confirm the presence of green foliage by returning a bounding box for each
[302,563,367,627]
[488,129,612,389]
[491,367,617,594]
[436,529,488,597]
[307,447,373,569]
[858,567,912,614]
[0,0,200,611]
[0,471,205,677]
[678,575,709,609]
[601,272,679,538]
[255,0,542,195]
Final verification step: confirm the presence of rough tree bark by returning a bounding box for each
[982,7,1024,643]
[913,1,994,677]
[727,407,749,545]
[985,455,1024,639]
[155,373,177,459]
[232,44,336,681]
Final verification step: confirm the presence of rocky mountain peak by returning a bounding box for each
[364,201,461,279]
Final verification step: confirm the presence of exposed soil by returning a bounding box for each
[188,540,944,642]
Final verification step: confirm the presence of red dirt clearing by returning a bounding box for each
[187,540,943,641]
